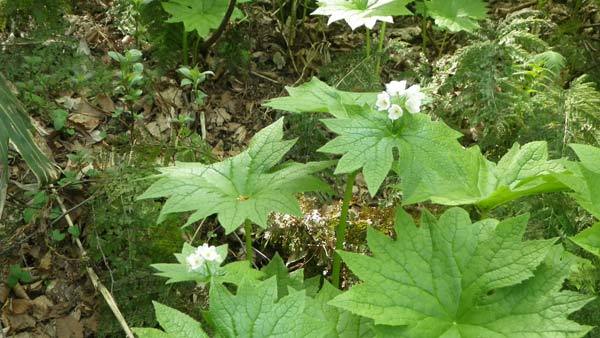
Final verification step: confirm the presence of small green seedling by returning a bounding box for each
[177,66,213,105]
[7,265,32,288]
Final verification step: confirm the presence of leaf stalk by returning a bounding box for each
[332,171,357,288]
[244,219,254,264]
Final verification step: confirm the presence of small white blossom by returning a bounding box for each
[312,0,394,30]
[385,80,407,96]
[304,209,324,223]
[387,104,403,120]
[405,84,425,114]
[196,243,221,262]
[186,253,205,271]
[376,92,391,111]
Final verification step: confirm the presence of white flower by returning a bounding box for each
[312,0,394,30]
[378,80,426,116]
[186,253,205,271]
[196,243,221,262]
[385,80,407,96]
[304,209,324,223]
[387,104,403,120]
[405,84,425,114]
[376,91,391,111]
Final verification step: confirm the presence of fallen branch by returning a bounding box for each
[51,186,135,338]
[497,0,537,16]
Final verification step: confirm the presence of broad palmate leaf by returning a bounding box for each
[208,276,316,337]
[555,144,600,219]
[208,276,372,338]
[571,222,600,258]
[133,301,208,338]
[557,144,600,258]
[139,118,333,233]
[424,0,488,33]
[330,207,595,337]
[304,282,374,338]
[162,0,244,39]
[413,141,570,210]
[263,77,378,118]
[319,105,466,196]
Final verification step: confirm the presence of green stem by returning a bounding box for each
[421,18,427,50]
[244,219,254,264]
[182,28,188,66]
[290,0,298,46]
[438,31,449,56]
[478,208,489,221]
[375,22,387,77]
[192,36,201,66]
[302,0,308,21]
[331,171,357,289]
[365,28,371,58]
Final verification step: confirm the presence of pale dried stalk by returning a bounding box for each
[51,186,135,338]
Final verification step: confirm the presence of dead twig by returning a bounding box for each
[51,186,135,338]
[497,1,537,16]
[50,192,98,226]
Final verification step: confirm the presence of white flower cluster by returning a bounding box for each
[376,80,426,120]
[186,243,221,271]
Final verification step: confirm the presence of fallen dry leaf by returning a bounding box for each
[0,283,9,303]
[39,252,52,271]
[69,99,106,131]
[55,315,83,338]
[10,299,32,315]
[12,284,30,300]
[95,93,115,113]
[5,313,36,332]
[32,296,54,320]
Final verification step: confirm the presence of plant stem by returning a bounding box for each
[478,208,489,221]
[421,18,427,50]
[438,31,449,56]
[289,0,298,47]
[244,219,254,264]
[375,22,387,77]
[200,0,238,54]
[365,28,371,58]
[331,171,357,288]
[192,36,201,66]
[182,28,188,66]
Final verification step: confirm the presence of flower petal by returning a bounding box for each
[386,80,407,96]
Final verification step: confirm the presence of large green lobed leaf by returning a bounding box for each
[330,207,595,337]
[318,105,465,197]
[133,301,208,338]
[555,144,600,219]
[571,222,600,258]
[162,0,245,39]
[139,118,333,233]
[418,141,570,211]
[424,0,488,33]
[264,79,568,209]
[264,77,378,118]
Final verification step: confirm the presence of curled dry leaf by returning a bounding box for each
[68,99,106,131]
